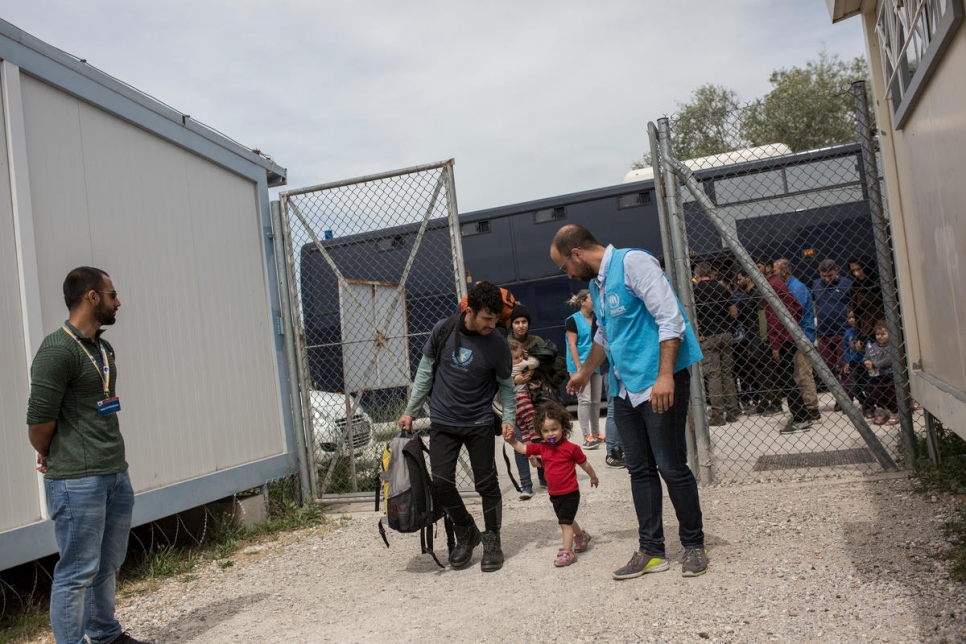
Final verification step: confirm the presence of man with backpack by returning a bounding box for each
[398,281,516,572]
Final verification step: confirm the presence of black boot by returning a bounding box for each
[449,523,481,569]
[480,531,504,572]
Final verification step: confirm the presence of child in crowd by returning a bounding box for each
[508,339,541,499]
[504,402,598,567]
[863,321,899,426]
[843,309,873,418]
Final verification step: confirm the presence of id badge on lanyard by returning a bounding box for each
[62,326,120,416]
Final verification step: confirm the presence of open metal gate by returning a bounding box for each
[277,160,466,498]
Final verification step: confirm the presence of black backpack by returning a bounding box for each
[526,339,568,403]
[376,431,454,568]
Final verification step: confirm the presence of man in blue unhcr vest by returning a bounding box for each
[550,224,710,579]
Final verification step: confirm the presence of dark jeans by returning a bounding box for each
[733,338,762,405]
[848,364,873,412]
[872,373,898,413]
[613,369,704,556]
[512,424,532,489]
[429,422,502,533]
[817,335,848,392]
[751,341,783,408]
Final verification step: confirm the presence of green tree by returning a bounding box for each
[743,51,871,152]
[668,84,745,161]
[635,52,873,167]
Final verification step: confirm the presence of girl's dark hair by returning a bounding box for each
[533,401,573,439]
[875,320,888,332]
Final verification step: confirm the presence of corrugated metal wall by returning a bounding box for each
[20,75,287,490]
[0,86,43,535]
[859,3,966,430]
[0,21,296,570]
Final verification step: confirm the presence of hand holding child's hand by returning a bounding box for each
[502,425,516,443]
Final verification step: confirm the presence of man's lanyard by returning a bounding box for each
[61,326,111,396]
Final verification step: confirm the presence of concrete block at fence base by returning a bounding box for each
[209,490,271,529]
[230,491,270,528]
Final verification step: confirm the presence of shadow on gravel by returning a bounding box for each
[842,478,958,640]
[148,592,270,641]
[400,517,572,572]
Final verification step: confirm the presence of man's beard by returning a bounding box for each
[571,259,596,282]
[94,301,116,325]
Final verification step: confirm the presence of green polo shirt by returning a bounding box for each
[26,321,127,479]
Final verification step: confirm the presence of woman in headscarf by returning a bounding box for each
[509,303,543,351]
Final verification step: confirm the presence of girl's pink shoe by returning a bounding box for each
[554,548,577,567]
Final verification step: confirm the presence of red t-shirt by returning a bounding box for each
[765,274,802,352]
[526,440,586,495]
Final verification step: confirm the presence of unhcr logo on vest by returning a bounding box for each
[608,293,627,317]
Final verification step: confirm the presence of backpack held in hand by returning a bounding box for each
[376,431,454,568]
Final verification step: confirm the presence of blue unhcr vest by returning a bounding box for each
[565,311,599,373]
[590,248,702,394]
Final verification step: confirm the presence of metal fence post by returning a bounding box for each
[276,197,320,499]
[271,200,314,504]
[443,160,468,301]
[853,80,918,461]
[657,118,714,485]
[648,123,678,289]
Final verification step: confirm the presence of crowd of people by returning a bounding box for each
[695,255,904,434]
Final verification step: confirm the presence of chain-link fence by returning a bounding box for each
[649,81,924,483]
[278,161,470,498]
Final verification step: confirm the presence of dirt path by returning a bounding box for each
[27,448,966,643]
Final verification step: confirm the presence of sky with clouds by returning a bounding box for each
[2,1,866,213]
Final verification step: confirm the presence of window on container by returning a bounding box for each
[876,0,964,128]
[533,207,566,224]
[461,220,491,236]
[617,192,653,209]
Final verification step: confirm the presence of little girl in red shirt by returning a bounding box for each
[504,401,598,566]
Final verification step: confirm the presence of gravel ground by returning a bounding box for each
[25,447,966,643]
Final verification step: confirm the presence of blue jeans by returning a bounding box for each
[613,369,704,556]
[604,395,624,452]
[45,472,134,644]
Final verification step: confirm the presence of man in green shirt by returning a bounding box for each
[27,266,149,644]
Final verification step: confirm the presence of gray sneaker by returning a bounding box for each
[681,546,709,577]
[612,551,669,580]
[780,419,812,434]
